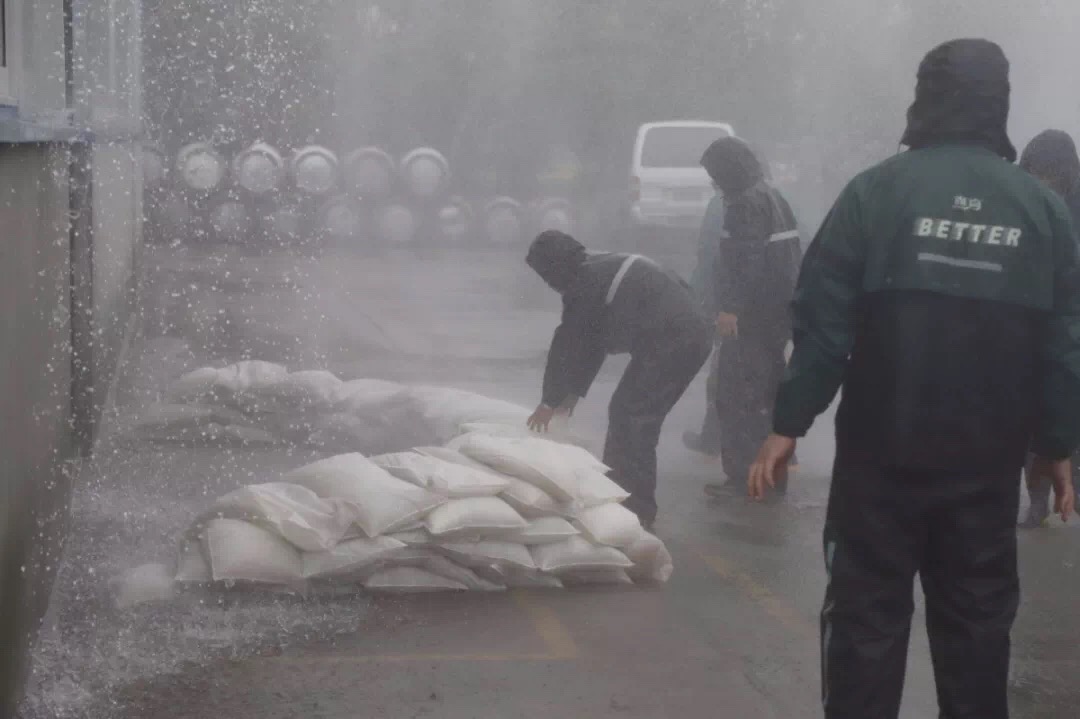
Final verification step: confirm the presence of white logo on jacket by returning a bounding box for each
[914,217,1022,247]
[953,196,983,212]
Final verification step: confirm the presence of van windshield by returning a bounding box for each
[641,126,731,168]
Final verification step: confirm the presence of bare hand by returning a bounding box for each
[527,404,557,433]
[1031,456,1075,522]
[716,312,739,338]
[748,434,797,500]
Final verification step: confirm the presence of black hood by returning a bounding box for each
[700,137,764,195]
[526,230,588,293]
[901,39,1016,162]
[1020,130,1080,196]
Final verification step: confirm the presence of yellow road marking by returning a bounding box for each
[695,550,815,638]
[267,590,578,664]
[511,589,579,660]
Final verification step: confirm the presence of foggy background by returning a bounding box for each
[143,0,1080,240]
[16,2,1080,717]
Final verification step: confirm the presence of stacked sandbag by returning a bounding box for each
[146,363,591,454]
[141,363,407,449]
[161,440,673,601]
[445,433,673,584]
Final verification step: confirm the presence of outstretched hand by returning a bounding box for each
[1030,456,1076,522]
[748,434,797,500]
[527,404,557,433]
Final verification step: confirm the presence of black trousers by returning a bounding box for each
[822,451,1020,719]
[604,329,711,523]
[714,334,787,481]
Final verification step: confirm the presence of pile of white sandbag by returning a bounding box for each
[132,361,588,455]
[161,433,672,600]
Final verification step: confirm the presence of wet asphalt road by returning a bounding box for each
[31,243,1080,718]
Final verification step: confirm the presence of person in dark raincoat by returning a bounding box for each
[525,231,711,528]
[699,137,802,496]
[748,40,1080,718]
[1019,129,1080,528]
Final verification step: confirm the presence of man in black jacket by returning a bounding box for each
[749,40,1080,718]
[1018,129,1080,527]
[525,231,711,527]
[701,137,802,496]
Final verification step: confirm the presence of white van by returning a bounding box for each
[627,121,735,233]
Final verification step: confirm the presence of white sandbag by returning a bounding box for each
[386,529,432,546]
[334,378,404,410]
[202,518,304,585]
[364,567,468,593]
[487,566,564,589]
[175,540,212,583]
[510,517,580,546]
[166,367,222,402]
[500,477,565,518]
[371,452,510,498]
[456,433,627,507]
[383,548,505,591]
[244,369,343,412]
[425,497,527,537]
[561,568,634,586]
[531,535,633,574]
[208,483,352,552]
[307,412,395,454]
[414,447,565,519]
[215,360,288,395]
[132,403,247,432]
[112,563,176,608]
[283,453,445,537]
[415,446,519,480]
[625,530,675,583]
[573,503,643,548]
[302,536,405,579]
[218,424,280,445]
[453,419,593,451]
[407,386,529,442]
[437,540,537,571]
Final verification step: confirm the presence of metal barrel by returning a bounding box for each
[342,146,396,200]
[208,199,255,243]
[176,142,226,192]
[482,196,525,245]
[376,203,420,244]
[399,147,450,200]
[434,196,474,243]
[315,194,364,241]
[233,142,285,196]
[289,145,340,196]
[262,204,305,245]
[530,197,574,234]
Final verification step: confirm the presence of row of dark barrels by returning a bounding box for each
[143,143,573,247]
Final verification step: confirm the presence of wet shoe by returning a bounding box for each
[683,431,721,457]
[704,479,744,497]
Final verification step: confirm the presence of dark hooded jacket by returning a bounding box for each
[701,137,801,340]
[901,38,1016,162]
[772,39,1080,471]
[527,231,707,407]
[1021,129,1080,225]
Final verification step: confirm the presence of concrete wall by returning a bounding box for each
[0,143,75,717]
